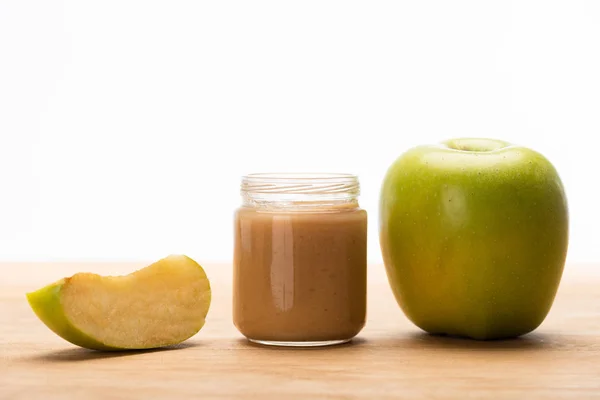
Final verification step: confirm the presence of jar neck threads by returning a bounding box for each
[241,173,360,211]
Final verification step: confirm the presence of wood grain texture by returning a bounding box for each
[1,262,599,400]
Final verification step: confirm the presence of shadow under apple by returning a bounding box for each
[23,340,202,363]
[398,331,561,351]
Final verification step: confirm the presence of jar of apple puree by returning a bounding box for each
[233,173,367,347]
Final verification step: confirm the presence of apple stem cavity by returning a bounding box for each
[443,138,510,153]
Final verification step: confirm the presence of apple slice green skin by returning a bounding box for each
[27,278,120,351]
[26,255,211,351]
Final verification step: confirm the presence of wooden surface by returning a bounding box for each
[1,262,599,399]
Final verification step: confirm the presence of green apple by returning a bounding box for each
[27,255,211,350]
[379,138,569,340]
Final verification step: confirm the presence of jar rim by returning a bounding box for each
[242,172,357,181]
[241,172,360,202]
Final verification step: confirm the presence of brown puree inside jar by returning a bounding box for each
[233,204,367,344]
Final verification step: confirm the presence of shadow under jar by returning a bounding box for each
[233,173,368,347]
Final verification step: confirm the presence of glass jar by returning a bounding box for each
[233,173,367,347]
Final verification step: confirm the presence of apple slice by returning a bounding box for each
[26,255,211,351]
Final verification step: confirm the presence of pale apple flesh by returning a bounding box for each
[27,255,211,350]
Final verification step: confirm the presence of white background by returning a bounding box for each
[0,1,598,268]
